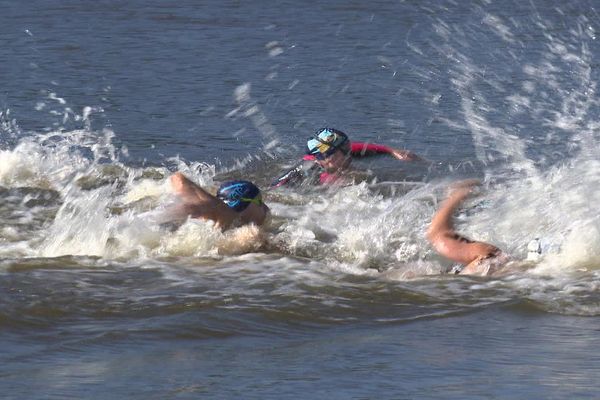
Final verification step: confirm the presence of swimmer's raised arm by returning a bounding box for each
[170,172,269,230]
[170,172,237,228]
[427,179,501,270]
[171,172,218,204]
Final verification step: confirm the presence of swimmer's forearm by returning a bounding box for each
[171,172,238,228]
[427,188,470,238]
[390,148,422,161]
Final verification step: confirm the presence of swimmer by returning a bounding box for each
[170,172,269,230]
[271,127,422,187]
[427,179,510,276]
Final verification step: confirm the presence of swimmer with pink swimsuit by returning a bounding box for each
[271,127,422,188]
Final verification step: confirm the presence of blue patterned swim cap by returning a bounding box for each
[216,180,262,212]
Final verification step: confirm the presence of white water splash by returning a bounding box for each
[233,83,280,153]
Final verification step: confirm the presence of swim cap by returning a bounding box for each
[307,128,350,160]
[216,180,262,212]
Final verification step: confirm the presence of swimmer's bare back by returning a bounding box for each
[427,180,503,275]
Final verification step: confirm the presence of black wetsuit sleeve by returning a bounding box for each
[270,161,309,188]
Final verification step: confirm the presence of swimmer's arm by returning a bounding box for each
[350,142,422,161]
[190,200,238,230]
[170,172,238,229]
[270,160,316,188]
[170,172,210,201]
[388,148,422,161]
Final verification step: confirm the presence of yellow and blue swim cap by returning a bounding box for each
[306,128,349,160]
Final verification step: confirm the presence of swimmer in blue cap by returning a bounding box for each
[170,172,269,230]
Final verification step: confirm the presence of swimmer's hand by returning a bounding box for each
[447,179,482,200]
[389,148,423,162]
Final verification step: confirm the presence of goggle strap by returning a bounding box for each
[239,196,263,205]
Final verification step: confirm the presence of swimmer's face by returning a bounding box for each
[316,148,351,172]
[241,201,270,226]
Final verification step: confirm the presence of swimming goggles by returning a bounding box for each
[217,181,263,211]
[239,194,263,206]
[307,128,348,160]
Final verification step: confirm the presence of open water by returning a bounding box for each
[1,0,600,398]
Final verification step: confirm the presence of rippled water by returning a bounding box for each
[2,0,600,398]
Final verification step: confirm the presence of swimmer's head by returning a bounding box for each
[217,180,270,225]
[306,128,351,160]
[217,180,262,212]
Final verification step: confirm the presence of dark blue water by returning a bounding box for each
[2,0,600,398]
[2,0,505,164]
[4,309,598,399]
